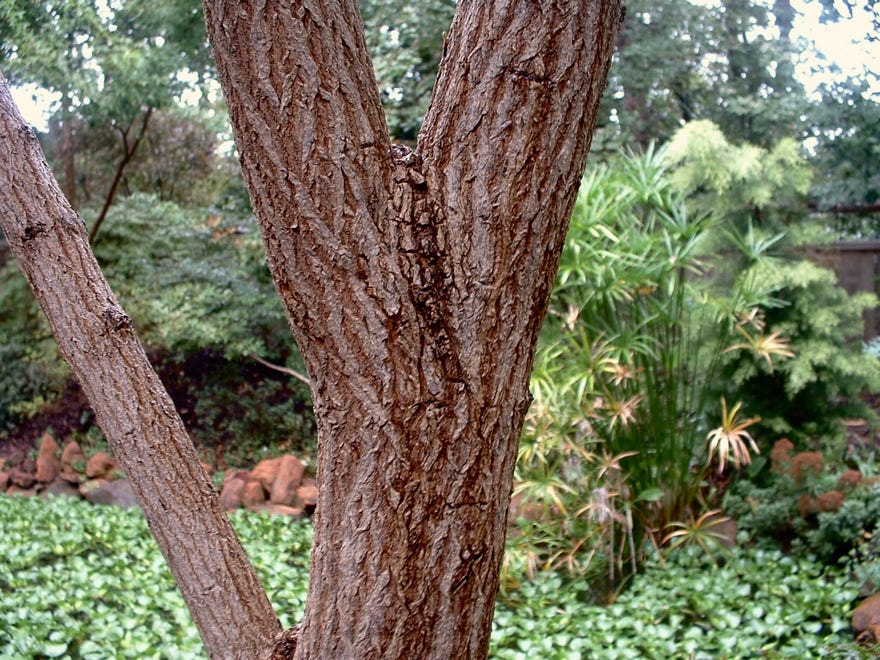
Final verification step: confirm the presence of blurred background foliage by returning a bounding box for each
[0,0,878,605]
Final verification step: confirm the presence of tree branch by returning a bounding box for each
[201,0,393,292]
[418,0,625,381]
[89,105,154,243]
[248,352,311,386]
[0,75,282,658]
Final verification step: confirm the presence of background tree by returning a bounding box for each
[0,0,212,238]
[360,0,456,141]
[0,1,624,658]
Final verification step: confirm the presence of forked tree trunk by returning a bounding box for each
[204,0,622,657]
[0,0,621,657]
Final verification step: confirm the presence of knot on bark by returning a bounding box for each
[267,625,300,660]
[390,143,425,187]
[101,305,133,334]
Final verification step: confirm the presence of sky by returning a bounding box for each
[790,0,879,97]
[8,0,880,132]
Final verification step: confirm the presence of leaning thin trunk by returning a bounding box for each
[0,78,282,658]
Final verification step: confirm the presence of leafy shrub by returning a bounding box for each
[513,148,786,588]
[719,258,879,440]
[0,261,70,430]
[724,441,880,565]
[1,193,317,461]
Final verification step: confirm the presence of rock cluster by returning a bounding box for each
[0,433,134,506]
[220,454,317,517]
[0,433,315,517]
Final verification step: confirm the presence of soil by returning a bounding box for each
[0,380,92,466]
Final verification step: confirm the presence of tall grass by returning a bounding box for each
[511,148,786,590]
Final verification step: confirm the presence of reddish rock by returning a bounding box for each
[5,449,25,468]
[220,470,251,511]
[853,592,880,642]
[296,483,318,508]
[9,460,37,489]
[36,434,61,483]
[250,503,303,517]
[242,479,267,508]
[269,455,305,505]
[59,467,83,484]
[61,440,86,468]
[85,452,116,479]
[7,486,38,497]
[250,456,285,492]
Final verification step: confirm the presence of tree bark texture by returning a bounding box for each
[204,1,622,658]
[0,77,282,658]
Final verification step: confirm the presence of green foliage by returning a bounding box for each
[0,0,210,115]
[92,193,289,360]
[666,120,813,235]
[513,148,786,589]
[494,545,858,659]
[724,443,880,567]
[92,194,314,460]
[360,0,456,140]
[0,495,311,658]
[0,495,863,659]
[719,258,879,439]
[0,260,69,429]
[808,80,880,237]
[596,0,810,153]
[0,193,315,460]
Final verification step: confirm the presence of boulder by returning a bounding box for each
[250,503,303,517]
[220,470,251,511]
[41,479,82,500]
[250,456,285,492]
[36,434,61,483]
[296,483,318,510]
[9,460,37,489]
[83,479,139,508]
[7,485,38,497]
[59,467,83,484]
[5,449,25,468]
[60,440,86,468]
[269,455,305,505]
[242,479,267,509]
[85,451,117,479]
[79,478,109,498]
[853,592,880,643]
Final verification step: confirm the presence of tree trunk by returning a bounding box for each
[0,78,282,658]
[204,0,622,658]
[1,0,621,656]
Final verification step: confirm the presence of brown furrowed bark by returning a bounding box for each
[0,76,282,659]
[204,1,623,658]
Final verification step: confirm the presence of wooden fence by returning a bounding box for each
[804,241,880,340]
